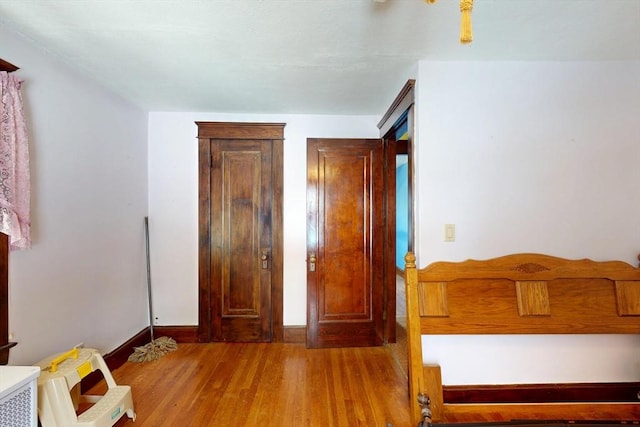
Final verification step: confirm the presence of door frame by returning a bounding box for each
[377,80,415,343]
[196,122,285,343]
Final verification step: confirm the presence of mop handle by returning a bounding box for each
[144,216,155,342]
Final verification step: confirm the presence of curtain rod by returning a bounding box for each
[0,58,19,72]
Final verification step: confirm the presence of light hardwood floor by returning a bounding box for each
[90,342,412,427]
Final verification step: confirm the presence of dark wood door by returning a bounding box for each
[198,122,284,343]
[210,139,272,341]
[306,138,385,348]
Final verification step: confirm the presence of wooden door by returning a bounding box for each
[198,122,284,343]
[306,138,385,348]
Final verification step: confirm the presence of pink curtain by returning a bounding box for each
[0,71,30,250]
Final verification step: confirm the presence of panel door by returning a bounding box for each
[209,139,273,342]
[306,138,385,348]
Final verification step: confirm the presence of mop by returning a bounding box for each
[128,217,177,362]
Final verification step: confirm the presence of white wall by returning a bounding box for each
[1,25,149,365]
[414,60,640,384]
[147,113,380,327]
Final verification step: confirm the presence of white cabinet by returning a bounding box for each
[0,366,40,427]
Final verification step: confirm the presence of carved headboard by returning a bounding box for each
[404,252,640,424]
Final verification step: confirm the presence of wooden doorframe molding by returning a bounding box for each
[378,80,416,344]
[196,121,285,343]
[378,80,415,136]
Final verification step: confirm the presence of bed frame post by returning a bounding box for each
[423,364,444,420]
[416,392,432,427]
[405,252,426,425]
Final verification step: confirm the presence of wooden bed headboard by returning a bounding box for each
[404,251,640,425]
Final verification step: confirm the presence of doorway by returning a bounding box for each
[305,79,416,348]
[379,80,415,370]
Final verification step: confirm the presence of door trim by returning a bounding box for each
[378,80,415,344]
[196,121,285,342]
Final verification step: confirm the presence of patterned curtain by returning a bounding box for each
[0,72,30,250]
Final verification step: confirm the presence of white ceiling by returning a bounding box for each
[1,0,638,115]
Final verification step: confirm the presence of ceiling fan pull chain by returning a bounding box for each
[460,0,474,44]
[424,0,473,44]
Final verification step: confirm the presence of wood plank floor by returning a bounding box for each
[89,343,412,427]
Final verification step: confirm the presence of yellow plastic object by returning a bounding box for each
[48,348,78,373]
[36,348,135,427]
[76,360,92,380]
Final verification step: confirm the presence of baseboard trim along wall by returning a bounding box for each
[152,325,200,344]
[283,326,306,344]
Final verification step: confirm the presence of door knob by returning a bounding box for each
[261,250,269,269]
[308,254,316,272]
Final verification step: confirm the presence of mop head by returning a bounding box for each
[127,336,178,363]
